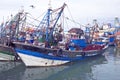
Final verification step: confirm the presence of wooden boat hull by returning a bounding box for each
[13,42,108,67]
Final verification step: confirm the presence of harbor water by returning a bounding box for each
[0,46,120,80]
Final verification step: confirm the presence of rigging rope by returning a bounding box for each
[64,5,87,28]
[25,11,46,27]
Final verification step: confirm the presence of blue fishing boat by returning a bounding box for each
[13,42,108,66]
[10,3,108,67]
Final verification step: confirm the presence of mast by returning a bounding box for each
[36,3,66,43]
[90,19,98,43]
[6,9,25,41]
[48,3,66,41]
[48,0,52,9]
[46,0,52,42]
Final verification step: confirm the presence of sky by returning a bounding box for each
[0,0,120,30]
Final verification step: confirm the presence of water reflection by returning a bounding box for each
[22,66,69,80]
[0,62,69,80]
[113,47,120,65]
[0,61,22,73]
[92,46,120,80]
[43,55,107,80]
[114,47,120,58]
[0,62,24,80]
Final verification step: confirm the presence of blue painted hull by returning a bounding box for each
[13,42,108,66]
[15,48,84,61]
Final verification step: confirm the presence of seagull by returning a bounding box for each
[30,5,35,8]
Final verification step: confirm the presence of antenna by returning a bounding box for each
[48,0,52,9]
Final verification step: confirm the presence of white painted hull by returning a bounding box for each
[17,52,69,67]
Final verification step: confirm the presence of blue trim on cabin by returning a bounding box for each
[71,39,87,48]
[15,48,84,61]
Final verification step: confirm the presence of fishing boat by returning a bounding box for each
[13,41,108,67]
[0,9,26,61]
[85,20,116,46]
[0,23,16,61]
[8,3,108,67]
